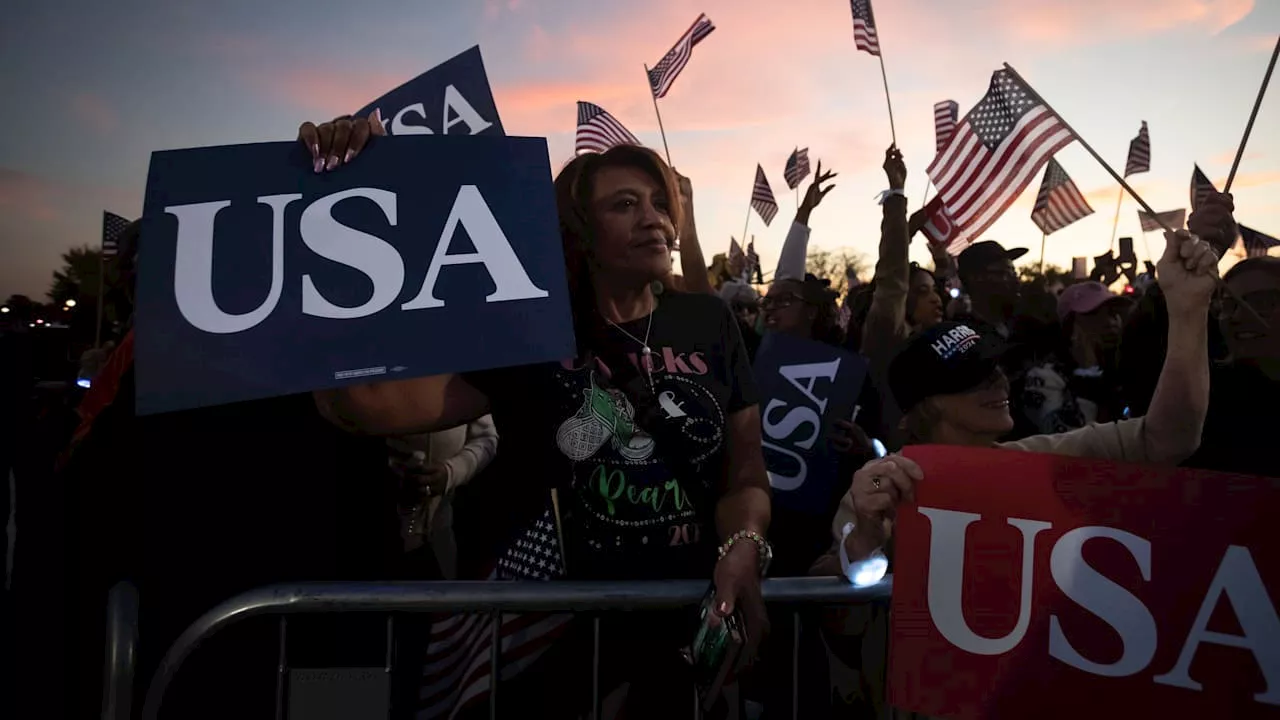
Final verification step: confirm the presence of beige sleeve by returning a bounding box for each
[443,414,500,492]
[998,417,1150,463]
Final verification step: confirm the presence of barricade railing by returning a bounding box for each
[103,580,139,720]
[120,576,891,720]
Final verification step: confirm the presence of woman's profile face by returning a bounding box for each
[908,268,944,329]
[588,165,674,282]
[931,369,1014,438]
[1221,267,1280,363]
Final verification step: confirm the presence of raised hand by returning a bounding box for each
[1158,229,1219,318]
[797,161,837,225]
[298,109,387,174]
[882,145,906,191]
[843,454,922,561]
[1187,192,1237,259]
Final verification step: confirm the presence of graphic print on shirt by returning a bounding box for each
[551,363,725,550]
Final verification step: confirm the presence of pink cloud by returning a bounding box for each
[68,93,118,134]
[0,169,61,223]
[991,0,1254,45]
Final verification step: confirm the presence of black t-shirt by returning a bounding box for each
[466,291,758,580]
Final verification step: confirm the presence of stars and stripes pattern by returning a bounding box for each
[1030,158,1094,235]
[647,14,716,99]
[1191,165,1218,211]
[784,147,811,189]
[418,509,571,719]
[1137,209,1186,233]
[575,102,639,155]
[849,0,881,56]
[926,68,1075,247]
[750,165,779,226]
[1240,224,1279,258]
[1124,121,1150,177]
[934,100,959,153]
[746,239,762,283]
[102,211,130,258]
[920,196,967,255]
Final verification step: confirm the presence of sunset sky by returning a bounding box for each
[1,0,1277,300]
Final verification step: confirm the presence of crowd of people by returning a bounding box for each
[0,107,1275,720]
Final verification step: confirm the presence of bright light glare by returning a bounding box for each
[64,299,77,308]
[851,555,889,587]
[76,378,92,389]
[0,306,9,313]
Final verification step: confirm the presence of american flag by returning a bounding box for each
[920,196,966,255]
[418,508,572,719]
[934,100,959,154]
[849,0,881,56]
[575,102,639,155]
[102,211,130,258]
[647,14,715,99]
[750,165,779,226]
[1124,121,1150,177]
[746,239,762,283]
[1240,224,1279,258]
[926,68,1075,246]
[1137,209,1185,233]
[784,147,810,189]
[1191,165,1218,211]
[1030,158,1093,235]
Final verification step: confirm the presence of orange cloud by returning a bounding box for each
[994,0,1254,45]
[68,93,118,135]
[0,169,61,223]
[1229,170,1280,189]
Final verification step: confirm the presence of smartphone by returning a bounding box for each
[687,585,745,710]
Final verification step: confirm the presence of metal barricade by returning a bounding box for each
[125,576,891,720]
[103,580,139,720]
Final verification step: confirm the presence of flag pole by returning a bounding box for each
[1039,232,1047,274]
[742,202,752,248]
[919,175,931,210]
[878,56,897,145]
[94,250,105,347]
[643,64,673,166]
[1224,35,1279,192]
[1108,187,1124,253]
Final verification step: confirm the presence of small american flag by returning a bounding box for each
[1191,165,1218,211]
[849,0,881,56]
[648,14,715,99]
[934,100,959,153]
[1240,224,1279,258]
[575,101,639,155]
[102,211,130,258]
[1124,121,1150,177]
[784,147,810,189]
[1137,209,1186,233]
[1030,158,1093,235]
[746,239,762,283]
[926,68,1075,246]
[418,508,572,719]
[920,196,966,255]
[750,165,779,226]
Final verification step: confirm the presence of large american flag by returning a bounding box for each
[575,101,639,155]
[647,14,716,99]
[418,509,572,719]
[926,68,1075,246]
[934,100,959,153]
[1240,224,1279,258]
[1124,121,1150,177]
[750,165,779,226]
[920,196,966,255]
[1137,209,1185,233]
[102,211,130,258]
[784,147,810,189]
[849,0,881,56]
[1191,165,1218,211]
[1030,158,1093,235]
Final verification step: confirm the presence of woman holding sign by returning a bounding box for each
[304,114,771,717]
[825,195,1231,584]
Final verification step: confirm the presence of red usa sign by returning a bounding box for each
[889,446,1279,720]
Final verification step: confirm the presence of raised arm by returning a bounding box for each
[314,374,490,437]
[673,170,714,294]
[775,162,837,280]
[861,146,910,362]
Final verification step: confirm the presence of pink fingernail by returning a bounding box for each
[344,149,355,164]
[325,155,338,171]
[313,157,324,174]
[311,143,319,159]
[717,601,730,615]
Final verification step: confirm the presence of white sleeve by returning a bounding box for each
[773,222,811,281]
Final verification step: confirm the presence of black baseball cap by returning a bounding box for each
[957,241,1028,276]
[888,321,1006,412]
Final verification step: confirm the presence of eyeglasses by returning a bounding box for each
[761,294,805,311]
[733,302,759,314]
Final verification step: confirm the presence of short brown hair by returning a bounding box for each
[553,145,682,352]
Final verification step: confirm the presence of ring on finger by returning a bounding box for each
[871,476,882,490]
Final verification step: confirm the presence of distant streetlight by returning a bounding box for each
[35,318,44,325]
[0,306,9,313]
[64,299,77,308]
